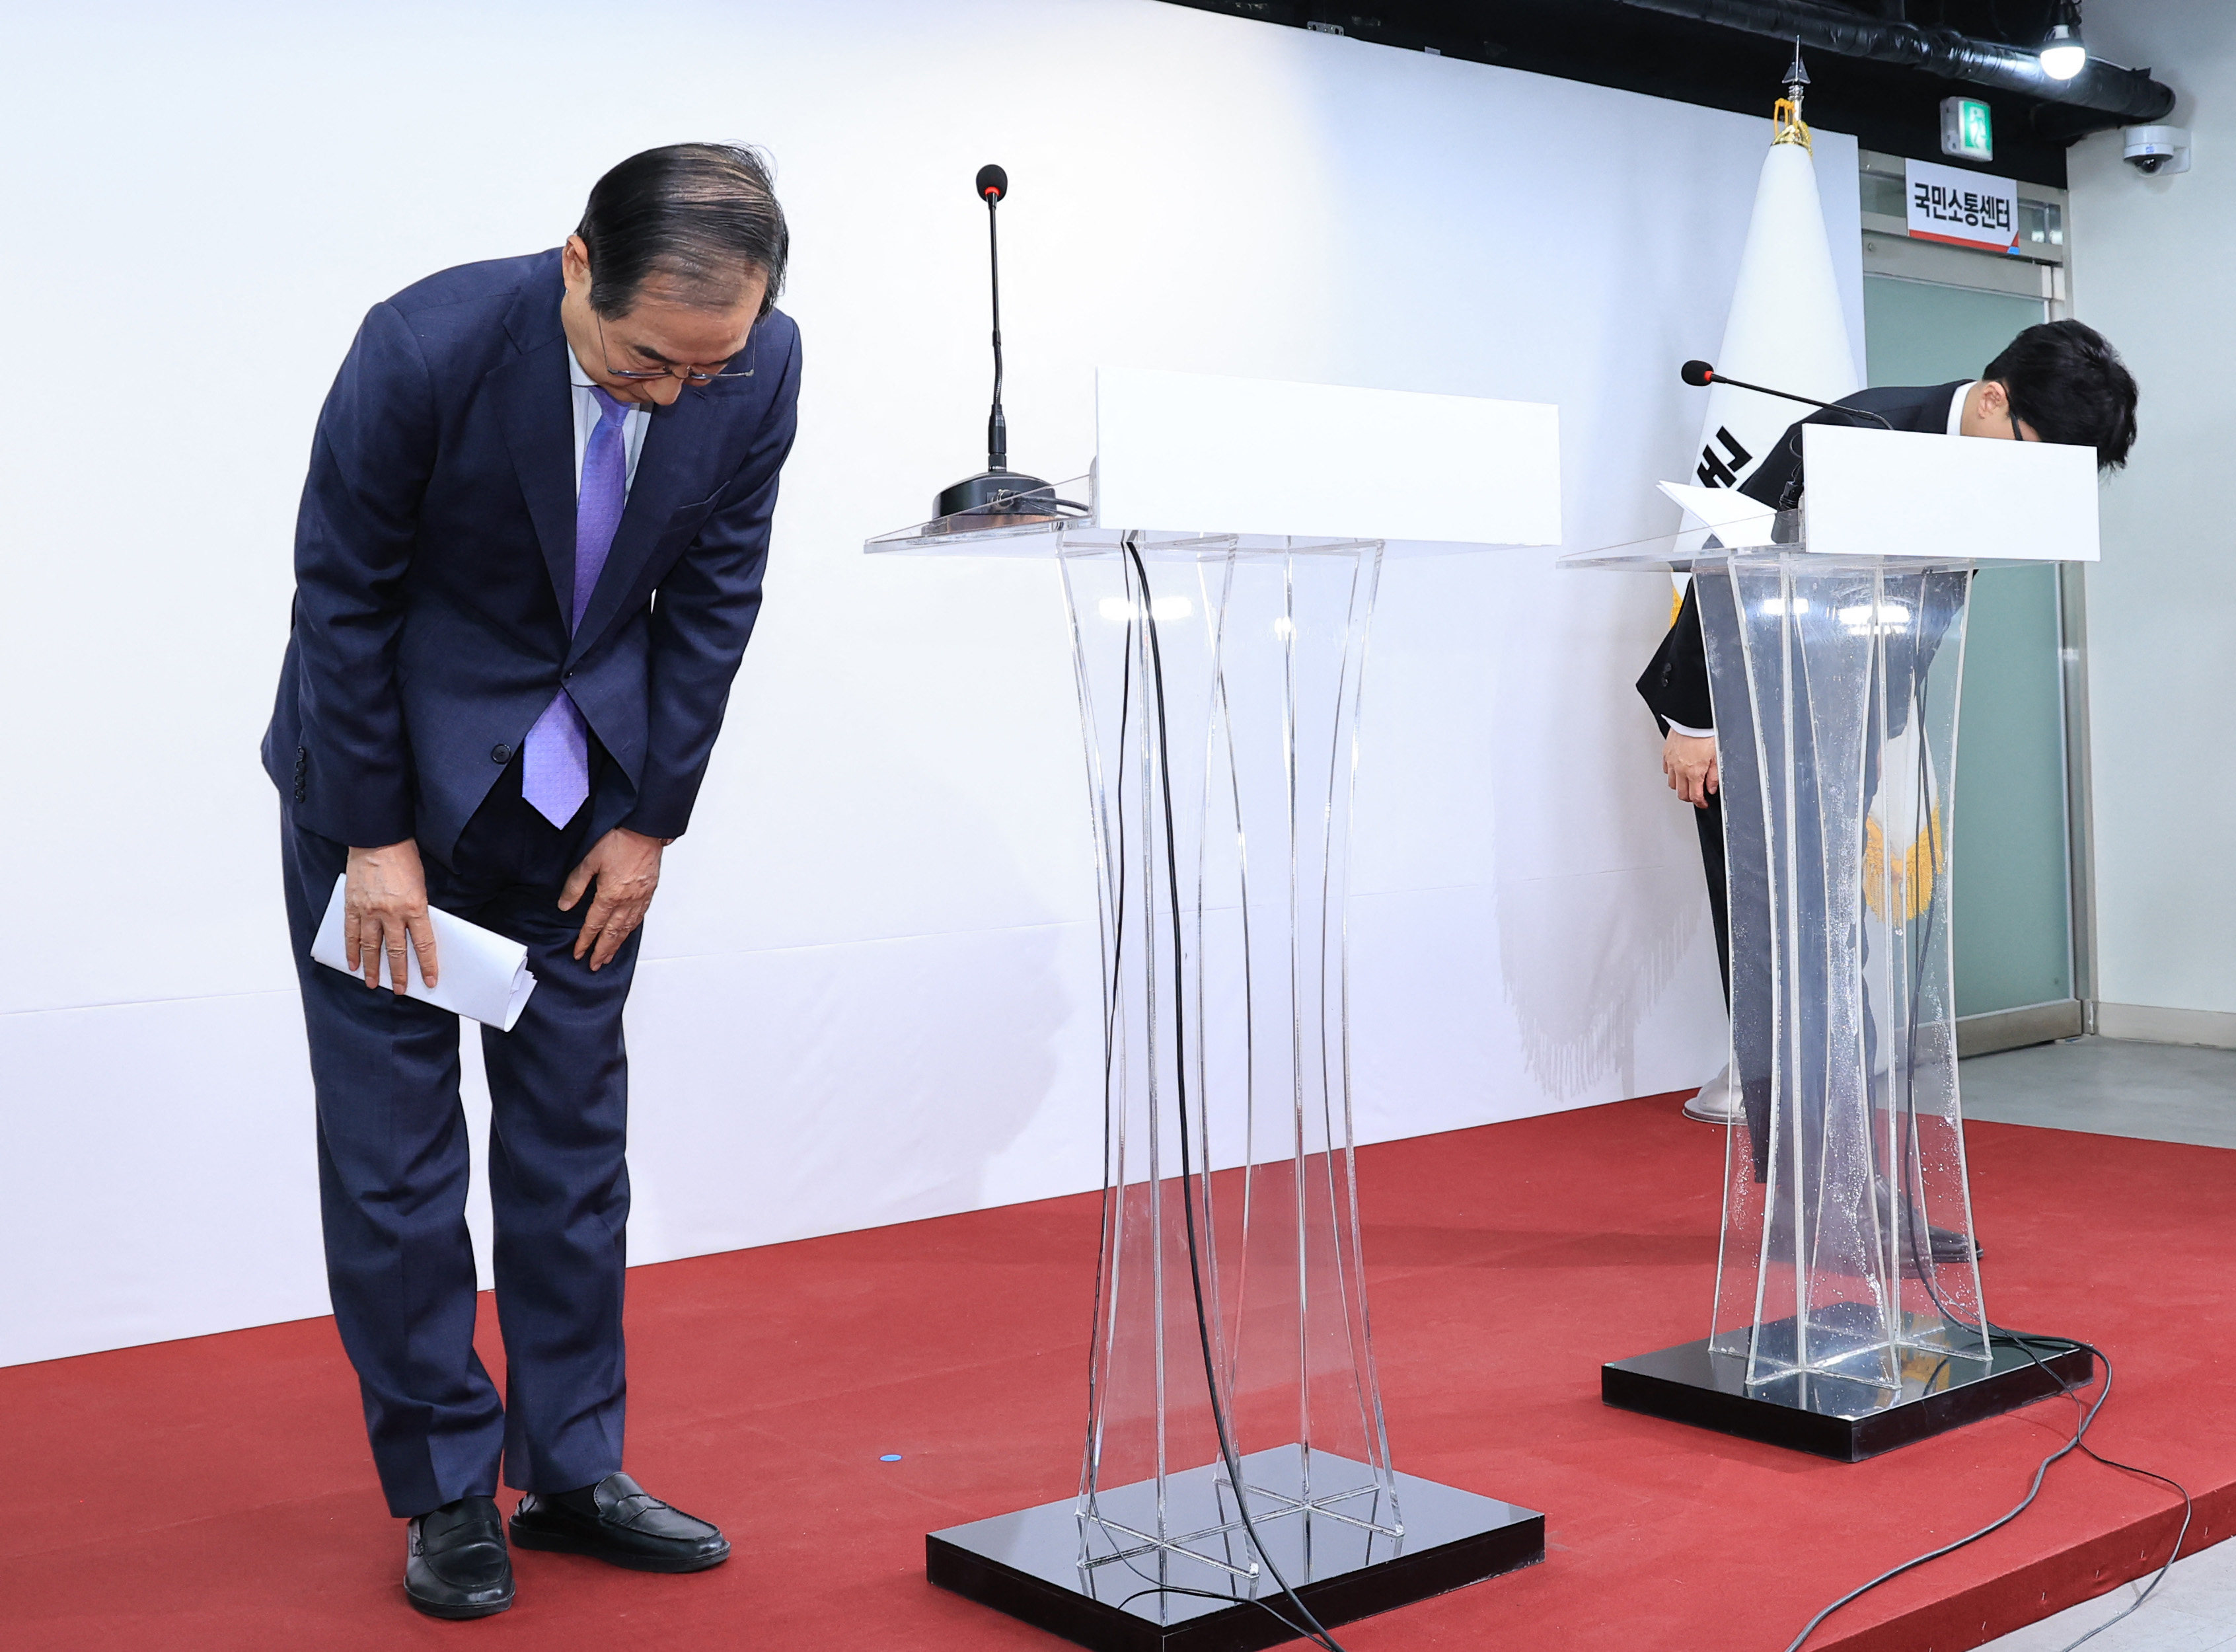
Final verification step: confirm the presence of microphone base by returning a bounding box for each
[936,468,1060,525]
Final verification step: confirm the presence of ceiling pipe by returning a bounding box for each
[1610,0,2173,137]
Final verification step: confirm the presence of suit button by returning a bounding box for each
[492,743,512,764]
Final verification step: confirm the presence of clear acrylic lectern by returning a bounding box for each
[1571,509,2090,1459]
[869,477,1544,1649]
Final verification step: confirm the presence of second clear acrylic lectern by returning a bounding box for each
[1573,429,2098,1459]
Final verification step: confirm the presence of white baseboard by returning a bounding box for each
[1956,1000,2085,1058]
[2093,1001,2236,1050]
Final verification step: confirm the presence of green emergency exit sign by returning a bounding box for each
[1941,96,1994,163]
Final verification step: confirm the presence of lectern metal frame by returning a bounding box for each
[1571,521,2091,1460]
[870,494,1542,1651]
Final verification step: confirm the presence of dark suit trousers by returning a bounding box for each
[280,760,640,1517]
[1694,790,1777,1176]
[1696,792,1729,1008]
[1690,786,1779,1180]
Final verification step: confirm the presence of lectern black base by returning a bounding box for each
[1604,1327,2093,1461]
[927,1447,1543,1652]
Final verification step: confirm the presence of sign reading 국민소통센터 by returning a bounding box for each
[1904,157,2019,253]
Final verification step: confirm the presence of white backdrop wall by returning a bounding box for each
[2064,1,2236,1032]
[0,0,1862,1365]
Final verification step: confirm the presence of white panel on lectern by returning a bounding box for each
[1803,424,2100,562]
[1095,367,1561,546]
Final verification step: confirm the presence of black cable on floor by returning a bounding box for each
[1084,583,1322,1646]
[2011,1341,2194,1652]
[1781,1333,2192,1652]
[1781,601,2192,1650]
[1124,535,1351,1652]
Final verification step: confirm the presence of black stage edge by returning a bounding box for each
[1604,1325,2094,1462]
[928,1447,1543,1652]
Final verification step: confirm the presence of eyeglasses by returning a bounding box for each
[594,310,755,383]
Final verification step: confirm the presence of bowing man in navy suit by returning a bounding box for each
[1635,320,2136,1189]
[262,145,801,1619]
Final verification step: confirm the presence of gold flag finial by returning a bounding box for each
[1775,38,1814,149]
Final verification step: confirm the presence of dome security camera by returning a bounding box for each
[2122,126,2191,175]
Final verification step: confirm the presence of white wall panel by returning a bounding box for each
[2066,2,2236,1018]
[1,993,324,1366]
[0,0,1855,1362]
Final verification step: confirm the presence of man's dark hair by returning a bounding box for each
[1982,319,2138,470]
[576,143,788,320]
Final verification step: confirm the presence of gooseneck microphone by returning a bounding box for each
[1681,359,1892,429]
[935,164,1057,521]
[979,165,1014,474]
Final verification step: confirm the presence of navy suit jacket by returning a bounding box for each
[263,248,801,863]
[1635,381,1964,733]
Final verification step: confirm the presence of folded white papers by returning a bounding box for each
[1658,480,1779,548]
[310,874,539,1032]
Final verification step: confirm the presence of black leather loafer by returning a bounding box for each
[510,1472,730,1573]
[405,1495,514,1618]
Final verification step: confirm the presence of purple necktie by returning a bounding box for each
[523,387,630,827]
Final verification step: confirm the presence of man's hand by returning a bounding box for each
[1663,730,1719,809]
[558,827,668,971]
[346,839,437,992]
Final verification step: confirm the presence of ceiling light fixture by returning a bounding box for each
[2040,3,2088,82]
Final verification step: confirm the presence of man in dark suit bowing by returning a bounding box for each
[1637,319,2136,1184]
[262,144,801,1619]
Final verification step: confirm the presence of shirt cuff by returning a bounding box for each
[1666,719,1714,739]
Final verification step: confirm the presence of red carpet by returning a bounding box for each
[5,1096,2231,1651]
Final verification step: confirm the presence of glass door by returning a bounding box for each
[1860,276,2080,1045]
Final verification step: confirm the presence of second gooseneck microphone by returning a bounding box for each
[1681,359,1892,429]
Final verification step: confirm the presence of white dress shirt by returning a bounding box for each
[1947,381,1977,435]
[1668,382,1977,743]
[567,346,650,496]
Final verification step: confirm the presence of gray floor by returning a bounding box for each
[1964,1036,2236,1651]
[1962,1037,2236,1150]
